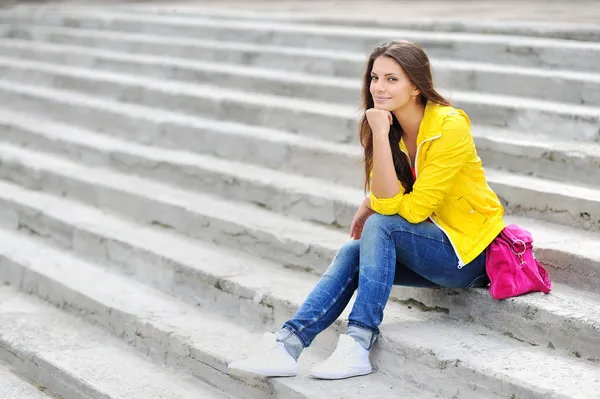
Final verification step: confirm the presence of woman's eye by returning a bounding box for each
[388,77,397,82]
[370,76,378,81]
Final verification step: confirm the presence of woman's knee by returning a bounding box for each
[362,213,407,239]
[324,240,360,277]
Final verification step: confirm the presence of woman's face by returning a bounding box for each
[370,55,419,112]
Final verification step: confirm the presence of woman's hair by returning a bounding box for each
[360,40,451,194]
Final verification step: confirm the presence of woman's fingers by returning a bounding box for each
[350,220,364,240]
[350,224,359,239]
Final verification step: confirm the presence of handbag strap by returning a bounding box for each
[501,225,531,245]
[501,227,551,294]
[520,262,551,294]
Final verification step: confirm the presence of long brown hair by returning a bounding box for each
[360,40,450,194]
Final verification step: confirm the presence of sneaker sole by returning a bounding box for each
[309,367,373,380]
[228,365,299,379]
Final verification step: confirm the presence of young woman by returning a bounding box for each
[228,40,505,380]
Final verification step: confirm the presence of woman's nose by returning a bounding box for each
[374,80,386,92]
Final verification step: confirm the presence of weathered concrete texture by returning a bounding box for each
[3,8,600,73]
[0,5,599,398]
[0,141,599,289]
[139,10,600,42]
[3,101,599,194]
[1,111,600,236]
[472,126,600,188]
[1,226,600,398]
[0,159,599,367]
[105,0,600,26]
[0,24,368,78]
[0,362,54,398]
[0,53,598,148]
[0,64,360,143]
[0,55,598,144]
[0,38,599,107]
[0,241,441,399]
[0,292,235,399]
[0,116,364,228]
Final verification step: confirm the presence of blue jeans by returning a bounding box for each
[275,213,489,360]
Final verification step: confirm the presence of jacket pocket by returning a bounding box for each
[440,196,488,237]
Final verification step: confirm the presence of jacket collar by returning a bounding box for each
[399,100,441,152]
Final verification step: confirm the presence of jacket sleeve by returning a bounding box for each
[370,114,473,223]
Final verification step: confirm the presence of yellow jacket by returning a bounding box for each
[370,101,505,267]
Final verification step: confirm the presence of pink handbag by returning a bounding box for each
[485,224,552,300]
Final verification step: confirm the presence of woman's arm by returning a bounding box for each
[350,196,375,239]
[370,115,473,223]
[371,134,402,199]
[366,108,402,199]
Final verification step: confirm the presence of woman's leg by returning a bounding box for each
[276,239,361,360]
[347,213,488,349]
[228,239,362,377]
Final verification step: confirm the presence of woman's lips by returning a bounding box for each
[375,97,391,101]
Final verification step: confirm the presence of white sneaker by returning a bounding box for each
[310,334,372,380]
[228,332,299,378]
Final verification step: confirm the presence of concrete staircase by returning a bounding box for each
[0,4,599,398]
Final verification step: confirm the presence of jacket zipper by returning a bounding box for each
[414,135,467,269]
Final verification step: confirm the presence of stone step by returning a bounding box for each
[0,80,364,188]
[2,9,600,72]
[1,222,600,399]
[3,189,598,398]
[0,140,597,293]
[0,228,449,399]
[472,127,600,188]
[1,6,597,399]
[1,108,600,233]
[0,142,599,353]
[0,362,54,399]
[0,114,362,228]
[1,37,599,106]
[112,5,600,42]
[0,59,358,144]
[0,291,235,399]
[0,177,598,366]
[2,80,597,193]
[0,60,598,148]
[0,24,367,78]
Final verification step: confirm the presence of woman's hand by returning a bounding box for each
[350,198,375,240]
[366,108,393,137]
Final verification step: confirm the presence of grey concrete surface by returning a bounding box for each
[112,4,600,42]
[0,61,600,230]
[0,5,598,398]
[6,0,600,25]
[0,362,54,399]
[0,39,599,107]
[0,59,598,147]
[0,177,598,368]
[0,131,598,286]
[0,239,444,399]
[1,225,599,398]
[3,10,600,73]
[0,291,235,399]
[3,100,599,192]
[3,141,598,353]
[2,112,600,240]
